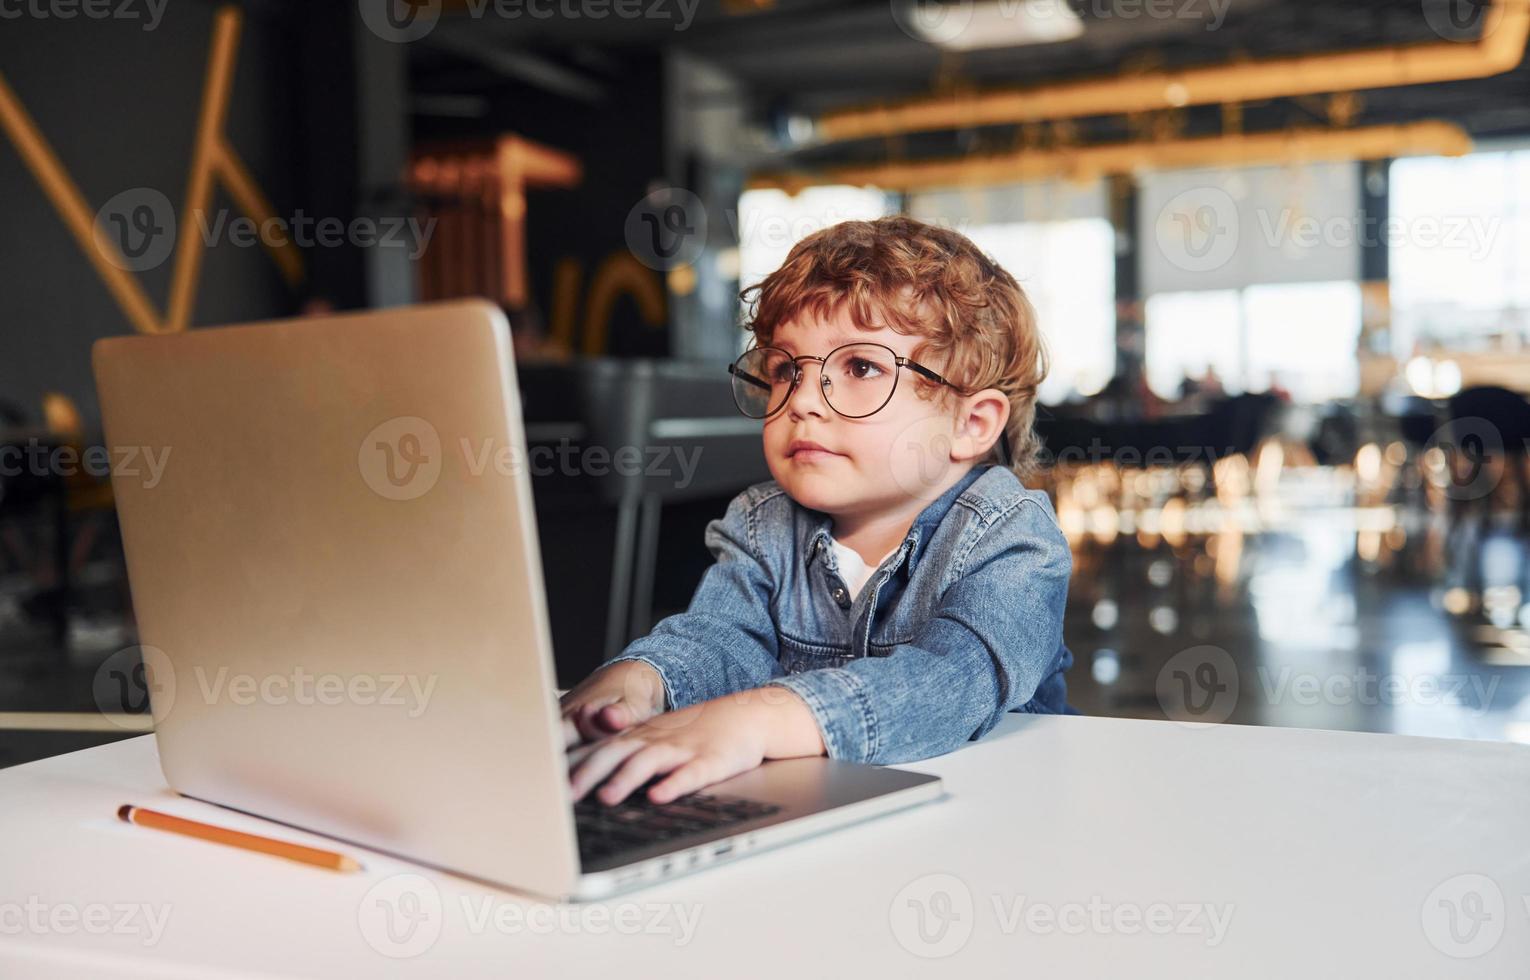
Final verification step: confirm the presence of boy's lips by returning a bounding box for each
[786,439,844,461]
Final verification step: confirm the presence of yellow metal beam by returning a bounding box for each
[817,0,1529,143]
[750,121,1473,193]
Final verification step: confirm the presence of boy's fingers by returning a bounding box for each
[566,699,619,745]
[566,738,603,769]
[647,756,719,805]
[596,743,685,806]
[595,701,636,733]
[568,737,647,802]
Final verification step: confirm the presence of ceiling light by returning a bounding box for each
[895,0,1084,51]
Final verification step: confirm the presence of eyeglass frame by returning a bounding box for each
[726,341,1013,464]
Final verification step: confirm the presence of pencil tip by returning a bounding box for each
[116,804,132,822]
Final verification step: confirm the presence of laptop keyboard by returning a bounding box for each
[574,784,782,865]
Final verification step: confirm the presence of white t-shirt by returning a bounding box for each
[828,537,900,602]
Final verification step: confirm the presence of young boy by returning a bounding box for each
[561,215,1074,807]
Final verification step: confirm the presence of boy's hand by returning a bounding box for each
[559,660,666,748]
[567,688,826,806]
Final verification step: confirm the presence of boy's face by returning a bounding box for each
[762,305,968,520]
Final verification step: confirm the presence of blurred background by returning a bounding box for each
[2,0,1529,766]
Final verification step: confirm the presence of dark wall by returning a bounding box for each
[0,2,348,421]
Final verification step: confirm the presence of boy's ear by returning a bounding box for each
[950,389,1010,464]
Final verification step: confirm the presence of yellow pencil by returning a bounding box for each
[118,804,362,872]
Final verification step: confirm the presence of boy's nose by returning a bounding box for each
[784,360,830,419]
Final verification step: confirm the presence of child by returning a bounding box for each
[562,215,1074,806]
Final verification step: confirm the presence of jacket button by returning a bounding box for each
[789,661,805,674]
[831,587,849,607]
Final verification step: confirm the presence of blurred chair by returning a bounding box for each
[1445,386,1530,530]
[41,392,117,572]
[1440,386,1530,605]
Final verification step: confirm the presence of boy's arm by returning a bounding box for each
[602,490,785,709]
[760,499,1070,764]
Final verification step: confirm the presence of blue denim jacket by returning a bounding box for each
[605,463,1074,764]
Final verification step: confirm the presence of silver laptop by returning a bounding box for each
[93,299,943,901]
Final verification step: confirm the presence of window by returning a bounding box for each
[735,186,893,296]
[963,219,1116,404]
[1389,147,1530,356]
[1145,290,1243,399]
[1146,281,1361,402]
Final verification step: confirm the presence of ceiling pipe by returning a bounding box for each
[815,0,1529,142]
[749,120,1472,193]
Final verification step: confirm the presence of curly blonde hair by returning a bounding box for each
[740,215,1048,476]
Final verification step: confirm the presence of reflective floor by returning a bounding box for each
[1060,464,1530,743]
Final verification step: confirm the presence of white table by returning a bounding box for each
[2,714,1526,978]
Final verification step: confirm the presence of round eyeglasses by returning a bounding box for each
[728,342,962,421]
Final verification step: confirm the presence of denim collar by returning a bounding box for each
[802,464,993,579]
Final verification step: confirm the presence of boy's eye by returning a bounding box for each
[769,361,797,384]
[845,357,885,380]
